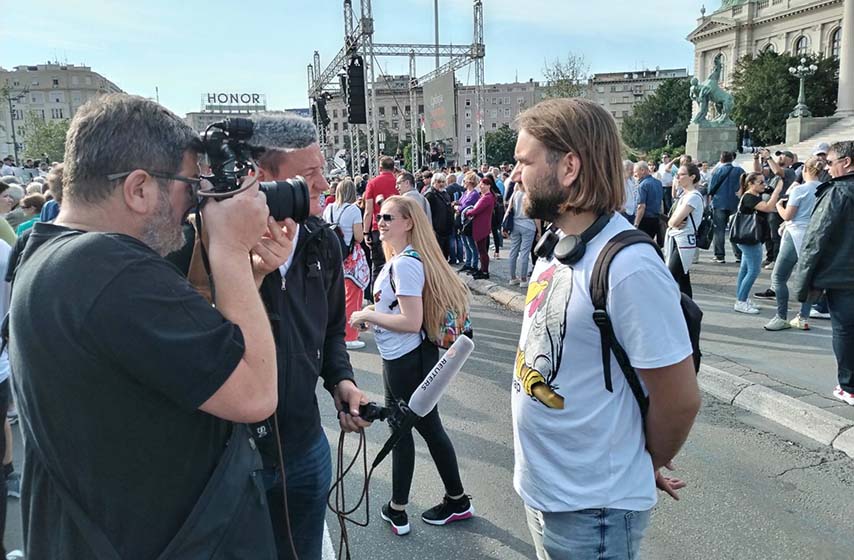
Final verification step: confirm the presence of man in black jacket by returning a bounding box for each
[249,113,371,559]
[424,172,454,259]
[795,140,854,406]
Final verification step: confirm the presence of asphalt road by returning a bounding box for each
[3,292,853,558]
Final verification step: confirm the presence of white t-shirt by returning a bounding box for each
[512,214,692,513]
[372,248,425,360]
[784,180,819,254]
[658,165,674,188]
[623,178,638,216]
[323,202,362,246]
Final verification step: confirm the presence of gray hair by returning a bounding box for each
[0,176,18,185]
[633,161,649,172]
[623,159,634,171]
[64,93,201,204]
[335,179,357,205]
[829,140,854,162]
[250,112,318,151]
[26,182,42,195]
[5,184,24,203]
[446,173,457,184]
[432,172,446,185]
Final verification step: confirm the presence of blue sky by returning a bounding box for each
[2,0,709,117]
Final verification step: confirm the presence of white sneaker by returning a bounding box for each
[734,300,760,314]
[789,315,810,330]
[833,385,854,406]
[763,316,791,331]
[809,308,831,320]
[345,340,366,350]
[519,280,529,288]
[508,278,520,286]
[6,551,23,560]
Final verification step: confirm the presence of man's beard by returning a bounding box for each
[141,189,186,257]
[522,165,569,223]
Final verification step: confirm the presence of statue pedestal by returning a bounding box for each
[785,116,842,146]
[685,123,738,164]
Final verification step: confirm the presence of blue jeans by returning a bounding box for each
[713,208,742,261]
[463,234,479,268]
[509,226,536,279]
[771,232,811,320]
[525,504,651,560]
[736,243,763,302]
[262,432,332,560]
[827,289,854,393]
[449,231,464,263]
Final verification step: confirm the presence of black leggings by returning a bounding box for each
[382,339,464,506]
[0,380,9,557]
[667,245,693,298]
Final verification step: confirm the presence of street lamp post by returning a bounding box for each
[788,58,818,118]
[3,89,27,165]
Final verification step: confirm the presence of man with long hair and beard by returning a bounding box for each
[509,98,701,560]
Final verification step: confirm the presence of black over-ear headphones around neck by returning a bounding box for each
[534,213,612,265]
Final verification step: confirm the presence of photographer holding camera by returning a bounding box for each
[245,113,371,560]
[8,94,278,558]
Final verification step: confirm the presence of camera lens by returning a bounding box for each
[258,175,311,223]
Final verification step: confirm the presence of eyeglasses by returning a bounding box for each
[106,170,205,196]
[377,214,397,223]
[826,157,848,166]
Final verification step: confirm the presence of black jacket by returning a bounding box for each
[424,188,454,235]
[795,172,854,302]
[259,216,354,454]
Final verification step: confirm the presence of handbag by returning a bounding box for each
[729,195,764,245]
[501,207,515,233]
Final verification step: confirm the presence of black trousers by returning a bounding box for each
[383,339,464,506]
[667,243,693,298]
[638,216,660,242]
[369,230,386,289]
[0,380,9,557]
[766,212,783,262]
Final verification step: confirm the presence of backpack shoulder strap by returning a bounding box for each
[589,229,662,417]
[388,250,422,303]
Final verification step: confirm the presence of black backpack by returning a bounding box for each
[589,229,703,417]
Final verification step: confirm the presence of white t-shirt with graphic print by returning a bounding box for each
[511,214,692,513]
[372,247,425,360]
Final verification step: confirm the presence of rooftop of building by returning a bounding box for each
[589,68,689,83]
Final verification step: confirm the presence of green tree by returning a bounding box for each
[731,50,838,145]
[621,78,693,152]
[542,52,589,99]
[22,111,69,162]
[484,124,518,166]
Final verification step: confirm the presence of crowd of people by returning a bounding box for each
[0,88,850,560]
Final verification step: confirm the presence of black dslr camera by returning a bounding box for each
[200,118,311,222]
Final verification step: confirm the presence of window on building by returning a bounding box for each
[491,97,497,105]
[333,123,339,131]
[794,36,809,57]
[466,147,472,156]
[405,105,411,114]
[53,92,65,103]
[830,28,841,59]
[465,123,472,130]
[504,108,511,117]
[596,86,605,93]
[622,111,629,117]
[497,97,503,105]
[505,96,510,104]
[611,111,617,117]
[489,109,498,118]
[52,78,59,87]
[517,97,525,106]
[332,109,338,118]
[37,109,45,119]
[491,123,497,129]
[378,106,385,116]
[334,135,340,144]
[465,109,472,119]
[465,98,471,107]
[610,85,616,92]
[418,104,424,113]
[622,96,630,103]
[31,80,39,86]
[466,136,472,144]
[342,122,349,130]
[51,108,64,119]
[392,106,398,116]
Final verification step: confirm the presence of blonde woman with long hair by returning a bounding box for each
[349,195,473,536]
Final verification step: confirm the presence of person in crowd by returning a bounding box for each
[39,164,63,222]
[0,184,16,247]
[0,158,15,178]
[349,195,473,537]
[323,179,369,350]
[456,171,481,273]
[445,173,464,265]
[707,151,745,264]
[797,143,833,183]
[665,163,705,297]
[699,161,711,188]
[14,194,45,235]
[754,149,797,269]
[762,157,824,331]
[9,93,280,558]
[424,173,454,259]
[632,161,663,243]
[463,177,496,280]
[733,172,784,314]
[364,157,400,288]
[506,181,539,288]
[621,159,638,223]
[1,186,26,231]
[247,112,370,560]
[658,153,675,214]
[795,141,854,406]
[510,97,699,560]
[485,175,505,260]
[396,171,431,226]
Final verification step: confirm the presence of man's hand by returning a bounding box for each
[203,178,270,254]
[333,380,372,432]
[250,217,297,286]
[655,462,687,501]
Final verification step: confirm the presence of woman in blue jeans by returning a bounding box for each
[764,157,823,331]
[455,172,480,273]
[734,172,783,314]
[505,184,539,287]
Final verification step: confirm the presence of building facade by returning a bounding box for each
[0,63,123,161]
[323,77,544,165]
[687,0,844,87]
[586,68,690,129]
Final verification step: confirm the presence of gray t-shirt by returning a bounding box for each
[511,190,536,231]
[403,190,433,226]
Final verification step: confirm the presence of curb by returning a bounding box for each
[461,272,854,460]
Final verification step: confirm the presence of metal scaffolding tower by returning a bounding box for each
[307,0,485,177]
